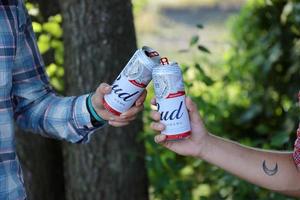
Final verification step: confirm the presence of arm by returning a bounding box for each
[13,5,144,143]
[150,97,300,197]
[201,134,300,196]
[12,8,90,142]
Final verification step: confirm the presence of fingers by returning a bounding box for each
[150,122,165,132]
[154,134,167,143]
[124,115,136,122]
[121,105,144,119]
[98,109,136,122]
[150,98,156,106]
[108,120,129,127]
[154,135,176,152]
[185,96,201,123]
[185,96,197,112]
[104,105,142,128]
[97,109,117,121]
[135,90,147,106]
[150,111,160,121]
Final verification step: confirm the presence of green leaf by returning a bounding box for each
[43,22,63,38]
[189,35,199,46]
[197,45,211,54]
[195,63,205,74]
[239,104,262,123]
[186,82,193,88]
[182,67,189,74]
[38,34,51,54]
[271,132,289,147]
[194,64,214,86]
[32,22,42,33]
[202,76,214,86]
[196,24,204,29]
[50,14,62,23]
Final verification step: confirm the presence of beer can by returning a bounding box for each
[152,59,191,140]
[103,46,160,115]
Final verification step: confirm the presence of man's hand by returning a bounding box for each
[91,83,146,127]
[150,96,208,157]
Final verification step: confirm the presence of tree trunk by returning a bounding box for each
[15,1,66,200]
[60,1,148,200]
[16,132,65,200]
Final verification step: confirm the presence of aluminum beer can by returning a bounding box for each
[152,59,191,140]
[103,46,160,115]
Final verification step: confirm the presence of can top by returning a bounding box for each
[153,60,182,75]
[160,57,169,65]
[140,46,161,66]
[143,46,159,58]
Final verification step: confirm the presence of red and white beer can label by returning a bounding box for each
[104,46,160,115]
[153,62,191,140]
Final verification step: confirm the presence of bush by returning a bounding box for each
[145,0,300,199]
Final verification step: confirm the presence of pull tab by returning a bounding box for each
[160,57,169,65]
[145,50,159,58]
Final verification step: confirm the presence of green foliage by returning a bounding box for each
[145,0,300,200]
[224,0,300,148]
[26,3,64,92]
[27,1,300,199]
[132,0,149,14]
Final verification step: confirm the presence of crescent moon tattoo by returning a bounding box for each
[262,160,278,176]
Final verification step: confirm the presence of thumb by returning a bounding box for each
[97,83,111,98]
[185,96,201,124]
[154,134,179,153]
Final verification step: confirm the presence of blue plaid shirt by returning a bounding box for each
[0,0,100,199]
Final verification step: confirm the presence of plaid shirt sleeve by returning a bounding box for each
[12,3,102,143]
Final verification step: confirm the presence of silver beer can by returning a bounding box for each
[152,58,191,140]
[103,46,160,115]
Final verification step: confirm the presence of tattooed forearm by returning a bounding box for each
[262,160,278,176]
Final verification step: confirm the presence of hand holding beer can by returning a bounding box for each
[103,46,160,115]
[152,58,191,140]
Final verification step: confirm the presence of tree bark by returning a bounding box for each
[60,1,148,200]
[16,132,65,200]
[15,1,66,200]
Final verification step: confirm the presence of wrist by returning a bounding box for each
[91,93,102,114]
[86,93,107,127]
[194,132,211,159]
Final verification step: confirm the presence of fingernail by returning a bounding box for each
[156,124,163,129]
[120,113,127,119]
[109,117,115,121]
[136,101,141,106]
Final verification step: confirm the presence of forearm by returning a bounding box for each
[12,13,101,143]
[200,134,300,195]
[15,92,99,143]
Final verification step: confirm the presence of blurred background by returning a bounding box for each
[17,0,300,199]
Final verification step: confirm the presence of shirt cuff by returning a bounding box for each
[72,94,106,143]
